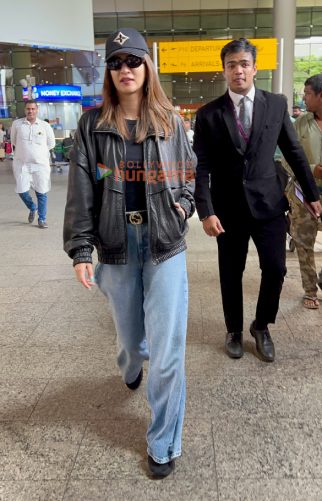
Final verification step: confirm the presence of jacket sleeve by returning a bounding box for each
[63,113,96,264]
[193,109,215,220]
[177,119,196,219]
[277,100,320,202]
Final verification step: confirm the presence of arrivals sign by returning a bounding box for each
[23,85,82,102]
[159,39,277,73]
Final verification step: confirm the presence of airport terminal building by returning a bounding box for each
[0,0,322,122]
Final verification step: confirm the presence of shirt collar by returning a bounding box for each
[229,85,255,106]
[22,117,40,125]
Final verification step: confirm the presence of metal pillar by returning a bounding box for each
[272,0,296,113]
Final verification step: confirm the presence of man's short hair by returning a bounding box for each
[24,99,38,106]
[304,74,322,95]
[220,38,257,67]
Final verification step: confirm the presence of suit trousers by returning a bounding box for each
[217,211,287,333]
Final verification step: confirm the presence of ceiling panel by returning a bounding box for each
[93,0,318,12]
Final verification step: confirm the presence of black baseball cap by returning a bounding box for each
[105,28,149,62]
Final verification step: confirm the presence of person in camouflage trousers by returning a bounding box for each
[288,74,322,309]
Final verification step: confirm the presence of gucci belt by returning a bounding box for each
[126,211,147,225]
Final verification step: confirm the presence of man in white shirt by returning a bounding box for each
[0,123,6,161]
[183,118,194,145]
[11,100,55,228]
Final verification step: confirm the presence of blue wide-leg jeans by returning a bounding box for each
[95,223,188,464]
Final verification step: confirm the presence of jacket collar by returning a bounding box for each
[222,91,244,155]
[93,124,166,139]
[247,88,266,156]
[92,108,168,138]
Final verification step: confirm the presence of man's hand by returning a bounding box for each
[313,164,322,180]
[202,215,225,237]
[309,200,322,219]
[74,263,95,290]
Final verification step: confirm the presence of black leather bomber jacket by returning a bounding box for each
[63,108,196,265]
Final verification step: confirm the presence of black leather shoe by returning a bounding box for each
[125,368,143,390]
[225,332,243,358]
[250,321,275,362]
[148,455,175,478]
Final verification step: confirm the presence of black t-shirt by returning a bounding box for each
[124,120,146,212]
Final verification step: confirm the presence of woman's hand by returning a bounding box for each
[174,202,186,220]
[74,263,95,290]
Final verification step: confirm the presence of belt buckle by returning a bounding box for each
[129,212,143,225]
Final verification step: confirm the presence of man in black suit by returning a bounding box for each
[193,39,322,362]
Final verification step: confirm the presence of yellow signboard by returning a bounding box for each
[159,39,277,73]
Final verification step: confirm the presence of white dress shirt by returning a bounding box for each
[228,85,255,127]
[186,129,194,145]
[11,117,55,194]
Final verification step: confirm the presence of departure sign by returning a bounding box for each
[159,39,277,73]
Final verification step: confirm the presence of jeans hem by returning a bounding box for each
[147,448,181,464]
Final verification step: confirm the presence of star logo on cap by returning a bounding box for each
[113,32,129,46]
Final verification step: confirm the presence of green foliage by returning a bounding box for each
[294,55,322,76]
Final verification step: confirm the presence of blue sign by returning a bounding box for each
[82,95,103,108]
[23,85,82,102]
[0,108,9,118]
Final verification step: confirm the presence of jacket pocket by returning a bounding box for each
[98,188,126,251]
[149,187,187,251]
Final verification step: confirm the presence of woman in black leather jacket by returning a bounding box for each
[63,28,196,478]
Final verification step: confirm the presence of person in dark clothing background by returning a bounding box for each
[193,38,322,363]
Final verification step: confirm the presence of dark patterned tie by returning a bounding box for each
[239,96,251,136]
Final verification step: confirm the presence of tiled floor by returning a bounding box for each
[0,159,321,501]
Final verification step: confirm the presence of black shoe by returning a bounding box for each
[125,368,143,390]
[225,332,243,358]
[250,321,275,362]
[28,210,36,223]
[148,455,175,478]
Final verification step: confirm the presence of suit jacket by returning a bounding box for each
[193,89,320,221]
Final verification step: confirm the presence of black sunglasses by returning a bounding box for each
[106,55,144,71]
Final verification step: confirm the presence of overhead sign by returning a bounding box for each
[159,39,277,73]
[23,85,82,102]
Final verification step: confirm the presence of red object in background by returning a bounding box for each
[4,141,12,154]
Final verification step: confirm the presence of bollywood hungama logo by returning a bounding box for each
[96,163,112,180]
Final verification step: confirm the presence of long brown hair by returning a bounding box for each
[97,54,177,142]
